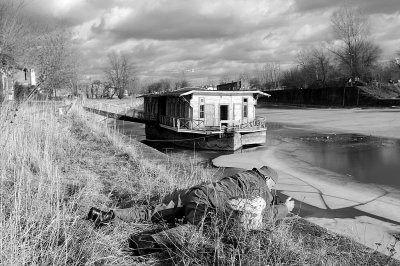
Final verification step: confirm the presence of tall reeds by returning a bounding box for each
[0,101,75,264]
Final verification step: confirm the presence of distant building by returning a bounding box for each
[13,67,36,86]
[216,78,251,91]
[0,53,36,101]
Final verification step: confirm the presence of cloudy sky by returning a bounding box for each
[24,0,400,85]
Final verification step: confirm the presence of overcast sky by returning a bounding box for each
[24,0,400,85]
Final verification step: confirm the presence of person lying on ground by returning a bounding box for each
[87,166,295,255]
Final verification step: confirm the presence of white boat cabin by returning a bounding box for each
[140,88,270,133]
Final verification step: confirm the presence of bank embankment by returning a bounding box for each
[260,84,400,107]
[0,102,398,265]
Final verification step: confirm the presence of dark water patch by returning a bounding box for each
[266,124,400,188]
[296,133,375,145]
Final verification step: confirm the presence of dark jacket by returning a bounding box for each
[180,168,288,225]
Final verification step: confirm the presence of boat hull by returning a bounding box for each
[145,124,266,151]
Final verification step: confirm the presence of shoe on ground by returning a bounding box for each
[86,207,115,228]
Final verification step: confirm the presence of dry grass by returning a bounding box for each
[0,100,398,265]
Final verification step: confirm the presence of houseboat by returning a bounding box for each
[138,86,270,151]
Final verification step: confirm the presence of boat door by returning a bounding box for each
[158,97,166,116]
[220,105,229,126]
[205,104,215,126]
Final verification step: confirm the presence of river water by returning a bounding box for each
[265,123,400,188]
[115,119,400,189]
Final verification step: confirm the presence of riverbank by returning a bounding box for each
[0,102,398,265]
[214,107,400,259]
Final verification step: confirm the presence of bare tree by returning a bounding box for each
[0,1,80,100]
[90,80,102,98]
[0,0,27,100]
[29,28,79,98]
[143,79,173,93]
[330,6,381,80]
[252,63,281,90]
[266,62,281,90]
[296,46,332,88]
[104,52,135,99]
[280,68,303,89]
[219,75,233,85]
[174,79,190,89]
[312,47,332,87]
[0,1,26,60]
[296,50,314,88]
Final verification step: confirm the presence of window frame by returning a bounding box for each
[243,97,248,118]
[199,97,205,119]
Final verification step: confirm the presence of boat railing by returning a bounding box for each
[177,117,206,130]
[84,100,131,115]
[159,115,266,132]
[159,115,206,131]
[83,100,158,121]
[240,116,266,129]
[82,101,266,131]
[219,116,266,132]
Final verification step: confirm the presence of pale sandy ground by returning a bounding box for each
[214,107,400,259]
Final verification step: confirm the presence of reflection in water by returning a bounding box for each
[115,120,232,166]
[116,119,400,188]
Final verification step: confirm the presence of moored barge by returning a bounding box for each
[139,87,270,151]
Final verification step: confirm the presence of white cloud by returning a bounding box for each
[20,0,400,83]
[52,0,82,15]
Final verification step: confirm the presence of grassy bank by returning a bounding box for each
[0,101,398,265]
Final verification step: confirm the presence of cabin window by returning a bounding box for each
[181,102,186,117]
[199,98,205,119]
[243,98,248,118]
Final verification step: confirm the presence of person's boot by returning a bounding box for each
[86,207,115,228]
[128,233,161,256]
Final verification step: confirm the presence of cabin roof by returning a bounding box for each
[138,88,270,98]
